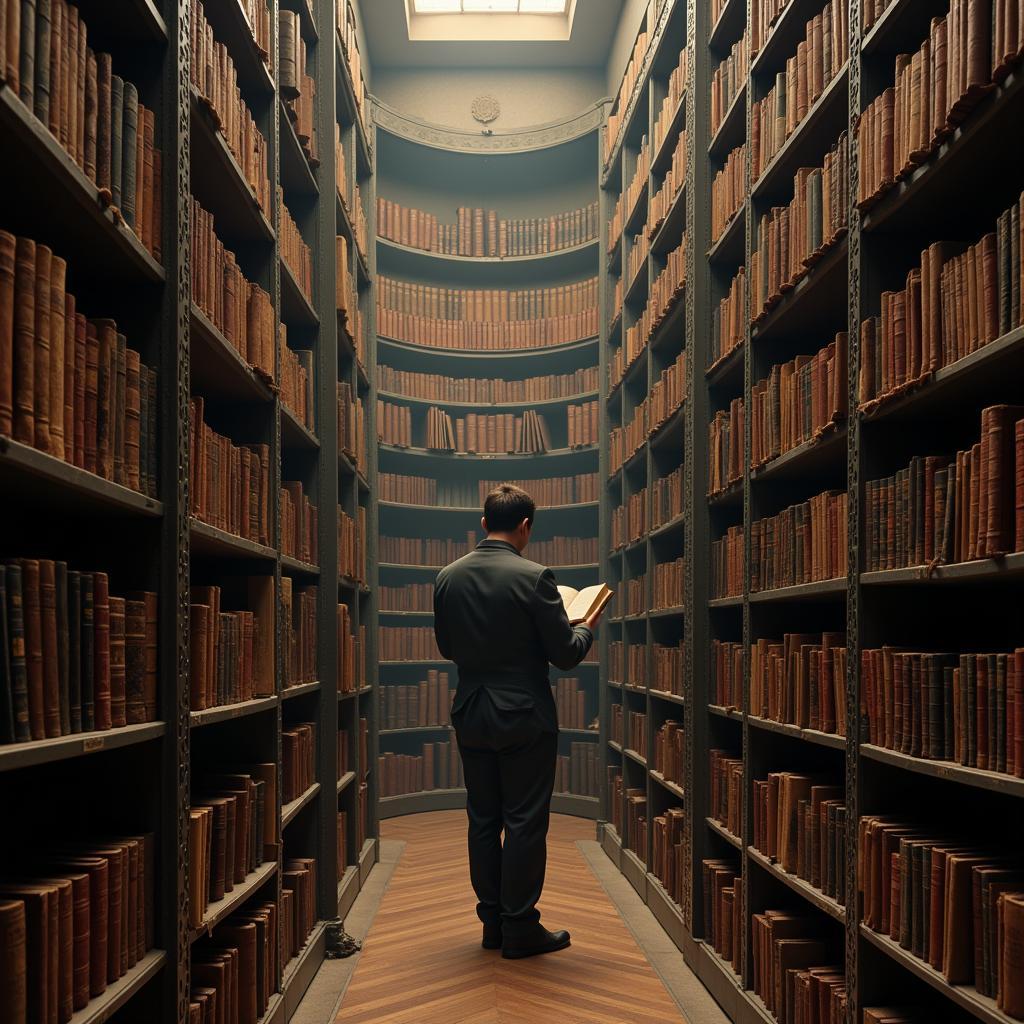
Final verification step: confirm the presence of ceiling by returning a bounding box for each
[362,0,624,69]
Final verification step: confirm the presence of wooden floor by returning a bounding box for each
[336,811,686,1024]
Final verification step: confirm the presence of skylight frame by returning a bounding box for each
[412,0,569,14]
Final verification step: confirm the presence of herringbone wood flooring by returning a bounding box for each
[336,811,685,1024]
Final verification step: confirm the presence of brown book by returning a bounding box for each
[0,883,58,1024]
[38,558,61,738]
[0,900,27,1024]
[92,571,111,730]
[0,230,16,438]
[108,594,126,728]
[19,558,45,739]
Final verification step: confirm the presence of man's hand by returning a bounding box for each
[584,606,604,631]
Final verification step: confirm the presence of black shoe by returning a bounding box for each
[482,926,502,950]
[501,926,571,959]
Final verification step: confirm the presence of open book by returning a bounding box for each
[556,583,614,625]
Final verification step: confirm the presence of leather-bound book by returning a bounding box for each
[18,0,34,108]
[0,900,27,1024]
[33,0,49,123]
[141,107,154,253]
[94,319,115,480]
[96,51,111,191]
[47,254,64,459]
[112,332,125,485]
[78,572,94,731]
[54,560,69,734]
[108,594,125,728]
[0,882,57,1024]
[124,348,140,491]
[0,567,13,744]
[83,322,98,473]
[19,559,44,740]
[83,48,97,181]
[110,74,123,207]
[0,229,14,437]
[31,242,51,453]
[5,562,30,741]
[70,310,84,466]
[66,571,80,733]
[92,571,111,730]
[124,598,145,724]
[11,239,34,448]
[121,81,138,229]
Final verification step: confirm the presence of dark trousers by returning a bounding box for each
[452,688,557,937]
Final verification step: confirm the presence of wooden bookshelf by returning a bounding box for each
[0,3,376,1023]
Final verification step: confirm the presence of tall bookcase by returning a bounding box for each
[0,2,377,1023]
[599,2,1024,1024]
[370,102,606,822]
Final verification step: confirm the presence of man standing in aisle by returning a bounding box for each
[433,483,603,959]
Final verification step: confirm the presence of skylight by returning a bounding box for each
[413,1,568,12]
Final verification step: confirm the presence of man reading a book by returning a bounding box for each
[433,483,606,959]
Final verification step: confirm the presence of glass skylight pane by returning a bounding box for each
[413,0,461,11]
[461,0,519,10]
[518,0,567,10]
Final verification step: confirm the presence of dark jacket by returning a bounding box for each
[433,538,593,734]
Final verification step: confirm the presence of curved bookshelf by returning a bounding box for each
[375,109,603,821]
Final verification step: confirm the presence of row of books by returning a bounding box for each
[652,557,684,611]
[190,198,275,382]
[750,132,850,320]
[751,914,845,1022]
[710,749,743,838]
[711,639,742,710]
[555,741,600,798]
[653,640,685,697]
[4,0,161,257]
[751,0,787,54]
[281,857,317,968]
[376,198,600,257]
[750,0,849,182]
[378,671,453,730]
[861,647,1024,779]
[711,32,748,138]
[337,381,367,470]
[279,190,312,305]
[626,227,649,295]
[865,405,1023,570]
[647,133,687,240]
[653,720,684,788]
[189,580,274,711]
[192,0,269,217]
[379,583,433,613]
[652,46,688,157]
[751,633,848,737]
[280,481,317,566]
[378,742,464,797]
[622,136,650,253]
[336,0,368,130]
[1,230,159,497]
[338,506,367,584]
[379,471,600,507]
[859,815,1023,1013]
[376,276,600,351]
[0,561,157,744]
[750,331,848,469]
[190,769,274,926]
[188,398,271,546]
[604,23,650,165]
[337,728,350,779]
[858,192,1024,408]
[709,266,745,371]
[752,771,846,905]
[858,0,1024,211]
[279,11,316,166]
[336,604,366,695]
[282,579,316,688]
[711,144,746,244]
[750,489,848,592]
[238,0,272,64]
[652,807,686,908]
[0,834,155,1023]
[554,676,593,730]
[708,397,744,496]
[335,232,360,348]
[610,488,645,548]
[377,364,599,406]
[626,573,646,616]
[379,533,475,566]
[653,463,684,530]
[702,858,740,969]
[279,334,314,432]
[282,722,315,804]
[378,402,559,455]
[378,626,440,663]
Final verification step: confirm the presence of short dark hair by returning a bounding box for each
[483,483,535,532]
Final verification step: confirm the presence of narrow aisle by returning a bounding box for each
[335,811,687,1024]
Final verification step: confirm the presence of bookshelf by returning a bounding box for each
[599,1,1024,1024]
[371,104,605,821]
[0,2,376,1023]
